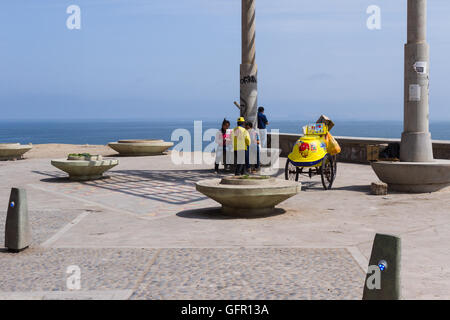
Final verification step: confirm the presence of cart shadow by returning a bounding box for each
[298,180,323,191]
[333,185,371,194]
[177,207,287,220]
[299,180,370,194]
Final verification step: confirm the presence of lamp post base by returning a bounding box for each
[371,160,450,193]
[400,131,433,162]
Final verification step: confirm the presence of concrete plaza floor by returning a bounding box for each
[1,152,450,299]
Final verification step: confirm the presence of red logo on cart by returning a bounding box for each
[299,142,310,158]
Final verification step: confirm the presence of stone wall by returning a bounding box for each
[268,133,450,164]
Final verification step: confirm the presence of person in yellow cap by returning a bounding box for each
[232,116,251,175]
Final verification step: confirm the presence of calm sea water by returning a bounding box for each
[0,120,449,145]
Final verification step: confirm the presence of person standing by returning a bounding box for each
[232,117,251,176]
[214,119,231,173]
[245,121,260,173]
[257,106,269,148]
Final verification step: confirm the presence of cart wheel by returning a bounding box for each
[332,155,337,182]
[285,159,299,182]
[320,154,335,190]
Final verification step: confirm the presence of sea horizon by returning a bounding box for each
[1,119,449,145]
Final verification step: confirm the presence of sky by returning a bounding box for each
[0,0,449,121]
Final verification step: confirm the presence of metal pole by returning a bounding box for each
[240,0,258,127]
[400,0,434,162]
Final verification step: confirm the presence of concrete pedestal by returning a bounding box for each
[196,176,300,217]
[371,160,450,193]
[108,140,173,156]
[51,159,119,181]
[0,143,32,161]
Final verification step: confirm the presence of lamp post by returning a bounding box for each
[400,0,434,162]
[240,0,258,127]
[371,0,450,193]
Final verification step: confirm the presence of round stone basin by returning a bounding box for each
[117,139,164,144]
[51,159,119,181]
[108,139,173,156]
[371,159,450,193]
[196,176,301,217]
[0,143,32,160]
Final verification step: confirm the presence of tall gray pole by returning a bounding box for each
[400,0,434,162]
[240,0,258,127]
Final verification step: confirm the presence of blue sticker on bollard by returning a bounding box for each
[378,260,387,271]
[10,202,15,208]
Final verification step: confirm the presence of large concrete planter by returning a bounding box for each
[0,143,32,160]
[196,176,301,217]
[371,160,450,193]
[51,158,119,181]
[108,139,173,156]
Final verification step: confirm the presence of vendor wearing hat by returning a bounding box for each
[232,116,251,176]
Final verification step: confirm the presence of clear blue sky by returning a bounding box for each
[1,0,449,121]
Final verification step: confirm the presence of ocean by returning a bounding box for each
[0,120,449,145]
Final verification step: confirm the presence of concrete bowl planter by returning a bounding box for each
[108,139,174,156]
[0,143,33,161]
[51,157,119,181]
[196,176,301,217]
[371,159,450,193]
[67,154,103,161]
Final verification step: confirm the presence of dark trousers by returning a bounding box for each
[234,150,248,176]
[255,145,260,169]
[214,146,227,172]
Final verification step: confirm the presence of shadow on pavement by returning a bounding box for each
[32,169,226,205]
[32,169,297,206]
[177,207,287,220]
[298,180,370,194]
[332,185,371,194]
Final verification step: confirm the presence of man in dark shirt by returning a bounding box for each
[257,106,269,148]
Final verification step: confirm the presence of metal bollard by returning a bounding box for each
[5,188,31,252]
[362,233,401,300]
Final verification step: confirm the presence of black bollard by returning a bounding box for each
[362,233,401,300]
[5,188,31,252]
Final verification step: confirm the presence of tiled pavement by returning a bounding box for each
[2,155,450,299]
[0,247,364,300]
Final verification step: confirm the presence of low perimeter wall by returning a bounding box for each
[268,133,450,164]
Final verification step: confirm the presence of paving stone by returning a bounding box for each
[131,248,365,300]
[0,209,83,246]
[0,248,156,292]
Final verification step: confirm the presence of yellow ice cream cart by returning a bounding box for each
[284,117,341,190]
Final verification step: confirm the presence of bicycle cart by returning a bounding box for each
[284,121,340,190]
